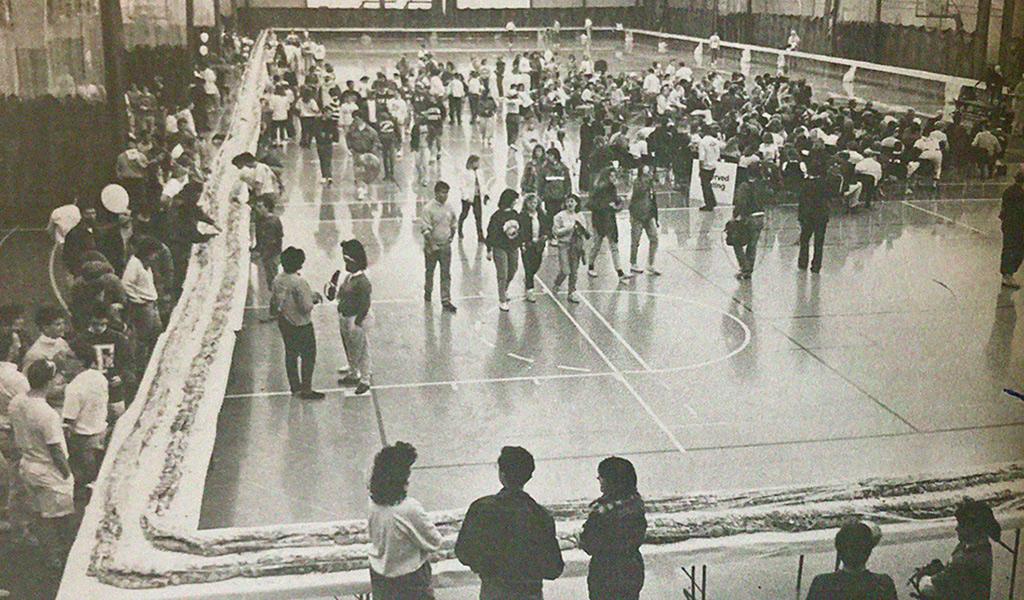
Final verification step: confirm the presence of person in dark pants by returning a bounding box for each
[455,446,564,600]
[270,247,324,400]
[797,164,830,273]
[485,189,523,312]
[313,115,334,185]
[807,521,896,600]
[999,170,1024,289]
[731,165,767,280]
[580,457,647,600]
[537,147,571,241]
[518,194,548,303]
[459,155,487,240]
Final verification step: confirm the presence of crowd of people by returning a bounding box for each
[0,31,251,591]
[363,440,1005,600]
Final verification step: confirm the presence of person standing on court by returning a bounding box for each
[538,147,572,242]
[420,181,458,314]
[455,446,564,599]
[628,163,660,276]
[580,457,647,600]
[999,169,1024,289]
[587,164,630,282]
[270,247,325,400]
[797,163,831,273]
[459,155,488,241]
[335,240,372,396]
[731,164,767,279]
[697,124,724,212]
[518,194,548,303]
[367,441,443,599]
[486,189,524,312]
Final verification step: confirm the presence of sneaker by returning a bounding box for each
[698,205,715,212]
[631,265,644,274]
[810,266,821,274]
[587,269,598,278]
[567,292,581,303]
[442,302,458,314]
[300,390,326,400]
[499,301,510,312]
[338,375,361,386]
[1002,275,1021,289]
[618,271,632,283]
[735,271,746,280]
[326,177,333,185]
[353,383,371,396]
[647,266,661,276]
[526,289,536,302]
[320,177,327,183]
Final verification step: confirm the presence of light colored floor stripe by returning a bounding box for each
[900,200,990,236]
[0,226,18,250]
[49,243,70,313]
[536,277,688,455]
[576,292,653,371]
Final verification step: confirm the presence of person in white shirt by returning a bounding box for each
[674,60,693,83]
[854,149,883,208]
[8,359,74,566]
[21,307,72,373]
[466,74,483,124]
[447,74,466,126]
[267,86,292,146]
[367,442,442,596]
[0,332,29,522]
[121,238,162,355]
[912,131,943,180]
[62,351,109,492]
[458,155,488,241]
[697,125,725,211]
[787,29,801,51]
[708,33,721,66]
[643,69,661,97]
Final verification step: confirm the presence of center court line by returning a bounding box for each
[575,293,652,371]
[900,200,990,236]
[536,278,688,455]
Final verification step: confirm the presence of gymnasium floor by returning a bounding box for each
[2,34,1019,599]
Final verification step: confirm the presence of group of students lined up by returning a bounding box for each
[364,440,1003,600]
[0,35,249,583]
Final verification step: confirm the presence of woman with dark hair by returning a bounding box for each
[367,441,442,600]
[580,456,647,600]
[914,498,1001,600]
[521,144,545,197]
[485,189,523,312]
[336,240,372,397]
[270,246,324,400]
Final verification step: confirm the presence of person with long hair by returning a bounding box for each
[485,189,523,312]
[367,441,442,599]
[580,456,647,600]
[336,240,372,397]
[518,194,548,303]
[521,145,545,197]
[914,498,1001,600]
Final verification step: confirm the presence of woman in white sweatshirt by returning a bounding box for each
[368,441,442,599]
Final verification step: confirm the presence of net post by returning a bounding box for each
[796,554,805,600]
[1010,528,1021,600]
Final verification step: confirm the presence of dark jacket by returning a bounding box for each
[805,570,897,600]
[628,176,658,223]
[1000,183,1024,230]
[798,176,831,225]
[63,222,98,275]
[96,224,133,276]
[929,541,993,600]
[485,209,523,251]
[70,328,136,404]
[538,161,572,204]
[517,209,549,245]
[455,488,564,592]
[580,493,647,600]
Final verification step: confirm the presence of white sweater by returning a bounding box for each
[368,497,443,577]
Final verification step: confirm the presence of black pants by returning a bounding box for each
[798,219,828,271]
[459,197,483,238]
[468,93,480,122]
[448,96,463,125]
[299,116,317,148]
[278,318,317,393]
[854,173,877,207]
[381,141,396,179]
[699,168,717,209]
[543,198,563,233]
[315,136,333,179]
[1002,227,1024,275]
[506,113,519,146]
[522,241,544,290]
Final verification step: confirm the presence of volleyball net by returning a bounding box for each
[292,25,974,118]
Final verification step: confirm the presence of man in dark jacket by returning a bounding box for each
[537,148,571,237]
[806,521,897,600]
[1000,170,1024,289]
[63,199,99,277]
[455,446,564,599]
[797,164,831,273]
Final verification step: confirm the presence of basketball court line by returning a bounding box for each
[900,200,991,236]
[536,277,688,455]
[0,226,19,250]
[575,292,653,371]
